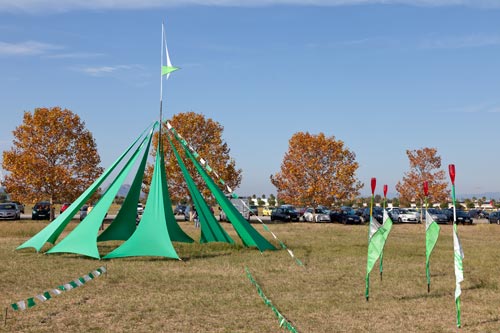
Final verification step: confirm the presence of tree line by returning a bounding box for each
[2,107,463,209]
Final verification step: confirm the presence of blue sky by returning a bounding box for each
[1,0,500,198]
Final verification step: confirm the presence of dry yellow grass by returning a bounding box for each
[0,220,499,332]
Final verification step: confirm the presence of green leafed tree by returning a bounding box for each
[271,132,363,207]
[2,107,103,205]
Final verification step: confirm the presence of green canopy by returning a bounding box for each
[167,134,234,244]
[179,138,276,252]
[97,124,156,242]
[16,124,154,253]
[46,127,154,258]
[104,141,192,260]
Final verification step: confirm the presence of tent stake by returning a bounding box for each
[4,307,7,326]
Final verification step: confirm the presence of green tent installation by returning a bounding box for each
[16,22,275,259]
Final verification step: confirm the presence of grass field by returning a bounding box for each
[0,219,499,332]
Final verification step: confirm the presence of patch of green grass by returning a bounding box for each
[0,221,499,332]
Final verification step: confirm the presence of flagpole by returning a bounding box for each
[423,181,430,292]
[365,177,376,301]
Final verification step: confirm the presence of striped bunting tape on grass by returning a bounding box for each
[10,266,106,311]
[166,122,304,267]
[245,267,298,333]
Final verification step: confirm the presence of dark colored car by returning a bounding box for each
[174,204,187,215]
[340,209,362,224]
[488,211,500,224]
[249,205,258,216]
[362,207,383,223]
[80,205,89,221]
[0,202,21,220]
[456,210,473,225]
[12,201,25,214]
[32,201,51,220]
[270,206,300,222]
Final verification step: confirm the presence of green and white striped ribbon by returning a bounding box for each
[10,266,106,311]
[166,122,303,267]
[245,267,299,333]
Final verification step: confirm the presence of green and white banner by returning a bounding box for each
[10,266,106,311]
[245,267,298,333]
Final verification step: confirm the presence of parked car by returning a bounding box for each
[249,205,259,216]
[270,206,300,222]
[0,202,21,220]
[479,210,489,219]
[329,210,343,223]
[60,202,70,214]
[361,207,384,223]
[455,210,473,225]
[339,209,362,224]
[393,208,419,223]
[79,205,89,221]
[302,207,331,223]
[32,201,51,220]
[262,206,273,216]
[488,211,500,224]
[137,203,144,215]
[174,204,187,215]
[220,198,251,221]
[12,201,25,214]
[427,208,449,224]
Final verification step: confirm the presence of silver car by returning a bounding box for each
[0,202,21,220]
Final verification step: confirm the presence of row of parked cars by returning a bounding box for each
[269,205,482,225]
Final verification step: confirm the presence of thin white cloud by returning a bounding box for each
[44,52,106,59]
[441,102,500,114]
[1,0,500,13]
[73,64,144,77]
[0,40,61,56]
[421,35,500,49]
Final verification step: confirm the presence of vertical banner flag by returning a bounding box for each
[449,164,464,328]
[379,184,389,280]
[365,178,379,301]
[161,22,179,79]
[424,181,440,293]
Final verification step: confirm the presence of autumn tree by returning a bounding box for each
[2,107,103,206]
[395,147,449,206]
[270,132,363,207]
[144,112,242,203]
[268,194,276,207]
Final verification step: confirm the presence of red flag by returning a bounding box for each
[449,164,456,185]
[371,178,376,196]
[423,181,429,196]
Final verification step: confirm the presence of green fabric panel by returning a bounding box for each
[161,66,179,76]
[46,130,151,259]
[167,135,234,244]
[180,142,275,251]
[159,143,193,244]
[16,124,154,252]
[98,124,156,242]
[103,142,184,259]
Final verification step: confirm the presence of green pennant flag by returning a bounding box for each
[365,210,392,300]
[425,210,440,291]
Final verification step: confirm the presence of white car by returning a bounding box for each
[396,208,419,223]
[302,207,331,223]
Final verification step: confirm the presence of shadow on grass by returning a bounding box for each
[397,291,449,300]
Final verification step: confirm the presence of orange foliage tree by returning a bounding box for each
[270,132,363,207]
[2,107,103,205]
[143,112,242,203]
[395,147,449,205]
